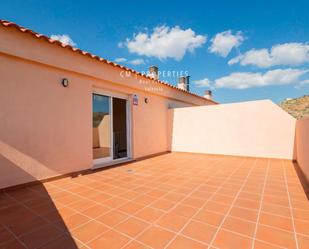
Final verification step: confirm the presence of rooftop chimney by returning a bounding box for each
[178,76,190,91]
[148,66,159,79]
[204,90,212,100]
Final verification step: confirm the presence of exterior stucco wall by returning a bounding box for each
[0,56,92,188]
[169,100,296,159]
[295,118,309,181]
[0,28,212,189]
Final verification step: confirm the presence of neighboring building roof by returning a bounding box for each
[0,19,217,104]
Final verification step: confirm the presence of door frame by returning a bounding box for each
[92,89,132,167]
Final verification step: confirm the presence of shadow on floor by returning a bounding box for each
[0,182,80,249]
[293,161,309,200]
[0,141,79,249]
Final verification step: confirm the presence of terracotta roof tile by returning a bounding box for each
[0,19,217,104]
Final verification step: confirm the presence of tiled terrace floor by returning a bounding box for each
[1,153,309,249]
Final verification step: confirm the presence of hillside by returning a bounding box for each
[279,95,309,119]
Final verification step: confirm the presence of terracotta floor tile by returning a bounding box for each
[203,201,230,214]
[65,185,90,194]
[211,194,235,205]
[173,187,192,195]
[39,235,82,249]
[90,192,113,203]
[97,210,129,227]
[133,186,152,194]
[146,189,166,198]
[191,190,213,200]
[166,235,207,249]
[0,225,15,243]
[6,189,41,203]
[264,188,286,197]
[261,203,291,218]
[23,197,52,210]
[290,193,308,203]
[53,194,80,205]
[229,206,258,222]
[118,190,140,200]
[291,199,309,210]
[115,217,149,237]
[182,220,217,244]
[234,198,260,210]
[134,207,164,223]
[71,220,109,243]
[253,240,283,249]
[19,224,63,249]
[238,192,261,201]
[293,209,309,222]
[222,216,256,237]
[80,204,110,219]
[88,230,130,249]
[294,219,309,236]
[212,229,253,249]
[47,190,67,199]
[1,154,307,249]
[137,226,175,249]
[43,207,76,222]
[297,233,309,249]
[68,199,97,212]
[106,187,126,195]
[101,197,129,208]
[0,196,17,210]
[259,212,293,232]
[151,199,176,211]
[156,212,189,232]
[181,197,206,208]
[134,194,157,205]
[123,240,150,249]
[118,201,145,215]
[217,188,238,197]
[163,192,186,202]
[255,224,297,249]
[0,205,36,225]
[193,209,225,226]
[53,213,90,231]
[0,239,27,249]
[263,195,289,207]
[171,204,198,218]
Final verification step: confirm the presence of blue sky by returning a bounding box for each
[1,0,309,103]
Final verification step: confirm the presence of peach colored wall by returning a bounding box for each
[295,118,309,181]
[169,100,296,159]
[0,27,212,189]
[0,57,92,188]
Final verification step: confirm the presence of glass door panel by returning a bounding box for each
[112,97,128,159]
[92,94,112,161]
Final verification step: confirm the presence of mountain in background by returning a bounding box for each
[279,95,309,119]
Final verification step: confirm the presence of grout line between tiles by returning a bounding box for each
[251,158,270,249]
[163,157,251,249]
[2,224,29,249]
[208,157,259,248]
[42,155,225,248]
[3,155,306,249]
[282,159,300,249]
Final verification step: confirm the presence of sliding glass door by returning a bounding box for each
[92,93,129,165]
[112,97,128,159]
[92,94,112,162]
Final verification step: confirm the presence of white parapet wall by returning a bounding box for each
[168,100,296,159]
